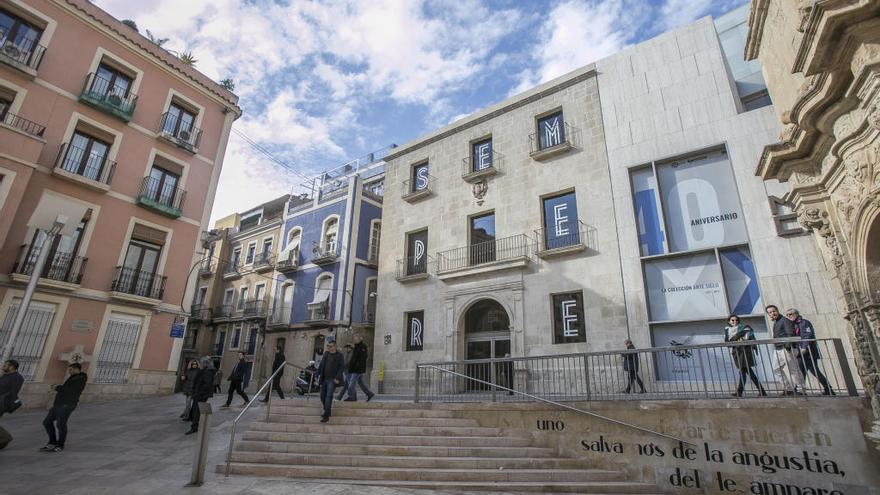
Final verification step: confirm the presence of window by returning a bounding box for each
[223,289,234,307]
[0,8,44,64]
[0,92,11,121]
[405,310,424,351]
[143,166,180,207]
[411,161,429,192]
[119,239,161,297]
[61,131,111,182]
[93,312,143,384]
[768,196,804,237]
[261,238,272,259]
[231,248,241,268]
[365,278,377,322]
[741,89,772,112]
[214,328,226,355]
[196,286,207,305]
[92,63,133,99]
[230,324,242,349]
[282,228,301,263]
[237,287,248,310]
[245,243,256,264]
[471,138,493,172]
[21,211,89,282]
[537,111,565,150]
[183,324,198,350]
[405,229,428,275]
[368,220,381,262]
[245,327,258,355]
[542,191,580,250]
[322,217,338,253]
[254,284,265,303]
[469,212,496,265]
[0,300,56,380]
[161,102,197,141]
[552,291,586,344]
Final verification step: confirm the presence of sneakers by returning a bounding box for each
[39,444,56,452]
[185,428,198,435]
[50,446,63,452]
[320,417,329,423]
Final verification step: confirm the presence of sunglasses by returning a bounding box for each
[786,313,796,316]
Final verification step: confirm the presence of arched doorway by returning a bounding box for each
[463,299,511,392]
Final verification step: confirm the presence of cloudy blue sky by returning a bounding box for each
[95,0,746,222]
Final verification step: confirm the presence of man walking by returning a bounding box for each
[766,305,804,395]
[786,309,835,395]
[622,339,646,394]
[0,359,24,449]
[316,339,344,423]
[343,334,374,402]
[186,356,215,435]
[261,345,285,402]
[335,344,352,401]
[41,363,87,452]
[222,352,250,407]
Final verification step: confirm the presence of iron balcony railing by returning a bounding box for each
[189,303,211,321]
[270,306,292,326]
[363,306,376,324]
[80,72,138,120]
[436,233,532,272]
[157,112,202,149]
[137,176,186,211]
[54,142,116,186]
[183,327,198,350]
[461,150,501,178]
[1,111,46,137]
[253,252,274,271]
[276,248,300,272]
[110,266,166,300]
[414,338,859,403]
[311,241,338,264]
[288,199,313,214]
[528,122,576,154]
[223,262,241,278]
[0,38,46,70]
[534,220,593,252]
[213,304,233,319]
[11,244,88,285]
[396,255,432,279]
[306,300,330,322]
[362,181,384,201]
[401,174,436,199]
[243,299,269,318]
[197,259,214,277]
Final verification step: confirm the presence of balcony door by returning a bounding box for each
[94,63,132,98]
[65,132,110,181]
[24,215,88,281]
[469,213,496,265]
[0,10,44,62]
[163,103,196,138]
[145,166,180,207]
[121,240,161,296]
[463,299,511,392]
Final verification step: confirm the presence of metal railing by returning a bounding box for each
[276,248,300,272]
[11,245,88,285]
[213,305,233,319]
[0,38,45,70]
[223,262,241,277]
[436,233,532,272]
[306,300,330,321]
[137,176,186,211]
[158,112,202,148]
[243,299,269,318]
[362,180,384,201]
[311,242,338,263]
[396,255,431,279]
[528,122,576,154]
[197,259,214,277]
[1,111,46,137]
[415,338,859,404]
[461,150,501,178]
[270,306,291,326]
[54,142,116,185]
[226,361,314,476]
[252,252,274,270]
[189,303,211,321]
[80,72,138,119]
[534,221,595,252]
[401,174,435,199]
[110,266,166,300]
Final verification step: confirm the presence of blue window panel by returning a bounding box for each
[537,112,565,150]
[542,192,579,250]
[719,246,762,315]
[412,162,429,191]
[472,138,492,172]
[631,167,666,256]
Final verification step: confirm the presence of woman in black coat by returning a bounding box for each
[724,315,766,397]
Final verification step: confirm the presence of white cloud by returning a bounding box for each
[660,0,715,31]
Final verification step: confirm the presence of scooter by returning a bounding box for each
[294,367,320,395]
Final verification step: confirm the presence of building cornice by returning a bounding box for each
[744,0,769,61]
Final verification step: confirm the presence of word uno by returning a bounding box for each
[537,419,565,432]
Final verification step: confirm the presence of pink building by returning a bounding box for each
[0,0,240,406]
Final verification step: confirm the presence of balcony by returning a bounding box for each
[269,306,291,327]
[0,111,46,164]
[311,242,338,265]
[0,38,45,76]
[79,73,138,122]
[436,233,532,281]
[304,300,331,326]
[362,181,384,202]
[396,256,431,283]
[401,174,435,203]
[189,303,211,322]
[253,253,274,273]
[222,262,242,280]
[10,245,87,290]
[243,299,269,319]
[362,306,376,326]
[2,111,45,137]
[213,304,233,321]
[109,266,166,303]
[197,260,214,278]
[461,151,501,183]
[51,143,116,192]
[528,122,577,161]
[534,221,595,259]
[157,112,202,153]
[276,248,300,273]
[136,176,186,218]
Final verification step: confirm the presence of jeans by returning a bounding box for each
[182,394,193,417]
[624,369,645,393]
[43,404,76,447]
[736,367,765,395]
[190,400,207,430]
[772,348,804,391]
[336,372,349,400]
[320,379,337,418]
[346,372,374,401]
[226,379,249,405]
[262,374,284,400]
[798,355,833,394]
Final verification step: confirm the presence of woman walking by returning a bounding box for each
[180,360,200,420]
[724,315,767,397]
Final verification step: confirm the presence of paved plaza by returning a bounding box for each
[0,394,484,495]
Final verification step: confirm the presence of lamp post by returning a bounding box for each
[1,214,67,364]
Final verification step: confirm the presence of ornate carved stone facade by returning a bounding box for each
[747,0,880,445]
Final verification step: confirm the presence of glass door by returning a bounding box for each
[122,241,160,296]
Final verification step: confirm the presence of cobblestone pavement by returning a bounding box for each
[0,394,487,495]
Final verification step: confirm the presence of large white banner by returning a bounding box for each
[645,253,726,321]
[657,152,748,253]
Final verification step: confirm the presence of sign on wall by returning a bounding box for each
[644,253,726,322]
[719,247,762,315]
[631,167,666,256]
[537,111,565,150]
[552,292,586,344]
[412,162,430,191]
[472,138,493,172]
[407,230,428,275]
[406,311,424,351]
[543,192,580,250]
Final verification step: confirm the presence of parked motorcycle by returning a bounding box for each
[294,363,320,395]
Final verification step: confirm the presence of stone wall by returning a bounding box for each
[17,369,177,410]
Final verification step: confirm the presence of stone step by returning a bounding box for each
[228,451,596,470]
[250,420,507,437]
[242,430,535,447]
[265,413,481,427]
[266,404,462,418]
[234,440,558,458]
[219,463,631,483]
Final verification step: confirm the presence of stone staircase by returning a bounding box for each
[220,399,662,494]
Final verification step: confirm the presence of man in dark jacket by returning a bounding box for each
[186,356,215,435]
[621,339,645,394]
[343,334,374,402]
[0,359,24,449]
[261,346,286,402]
[41,363,87,452]
[766,304,804,395]
[786,309,834,395]
[316,339,345,422]
[222,352,250,407]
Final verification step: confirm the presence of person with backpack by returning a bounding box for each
[0,359,24,449]
[41,363,87,453]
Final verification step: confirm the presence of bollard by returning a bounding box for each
[187,402,212,487]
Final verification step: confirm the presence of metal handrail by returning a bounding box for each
[420,364,691,446]
[225,360,314,476]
